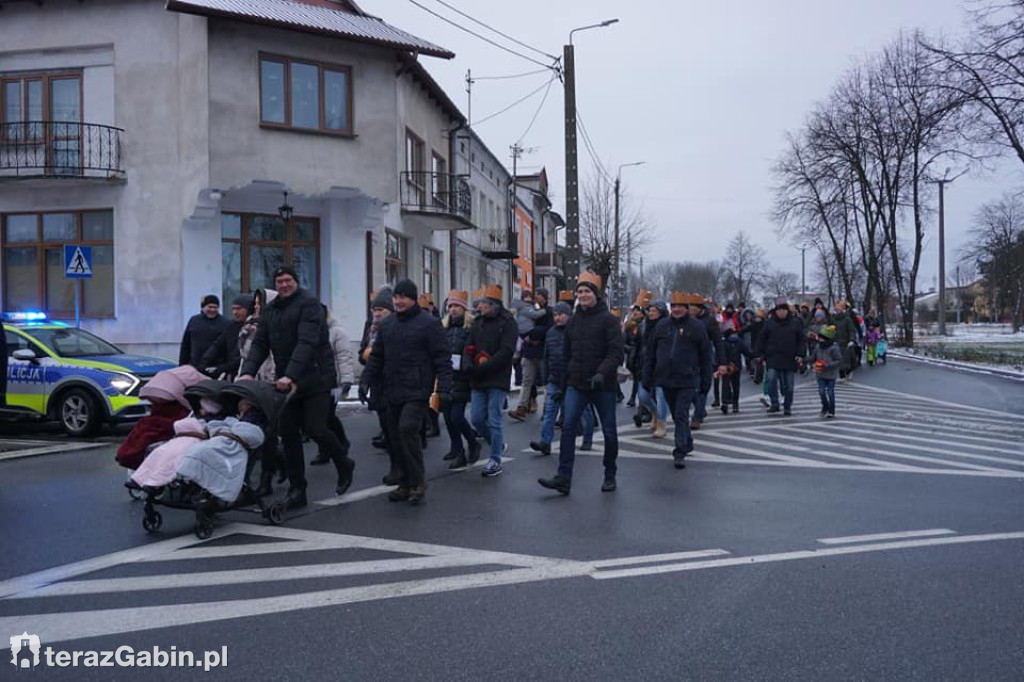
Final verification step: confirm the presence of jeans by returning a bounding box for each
[442,400,475,456]
[471,388,507,462]
[662,386,695,457]
[766,368,795,410]
[637,384,670,421]
[280,391,350,490]
[385,400,430,487]
[691,389,708,422]
[557,386,618,481]
[517,357,541,410]
[540,382,594,446]
[817,378,836,413]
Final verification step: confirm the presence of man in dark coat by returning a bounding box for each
[199,294,251,380]
[240,266,354,509]
[756,297,807,415]
[689,298,726,429]
[179,294,228,368]
[647,292,711,468]
[538,273,624,495]
[465,284,518,478]
[831,300,860,380]
[360,279,452,505]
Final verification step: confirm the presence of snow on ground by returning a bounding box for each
[915,323,1023,344]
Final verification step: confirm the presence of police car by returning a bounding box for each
[3,312,176,436]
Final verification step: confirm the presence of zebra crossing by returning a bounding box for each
[581,382,1024,478]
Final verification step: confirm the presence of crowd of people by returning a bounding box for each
[175,266,888,508]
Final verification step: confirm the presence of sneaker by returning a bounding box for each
[767,405,780,414]
[731,404,740,414]
[601,478,617,492]
[826,412,835,419]
[481,459,503,477]
[447,455,468,470]
[820,408,828,418]
[579,442,593,451]
[673,456,686,470]
[759,395,770,408]
[529,441,552,456]
[711,400,720,408]
[538,475,571,495]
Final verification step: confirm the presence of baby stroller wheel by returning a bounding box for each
[265,502,285,526]
[142,510,162,533]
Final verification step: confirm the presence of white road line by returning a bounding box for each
[812,421,1024,466]
[817,529,956,545]
[832,396,1022,428]
[618,434,827,467]
[781,412,1022,447]
[591,531,1024,580]
[696,429,916,470]
[590,549,730,568]
[0,442,106,461]
[847,382,1024,421]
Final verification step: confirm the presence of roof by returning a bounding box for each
[165,0,455,59]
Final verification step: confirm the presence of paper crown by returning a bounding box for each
[634,290,653,308]
[369,290,378,302]
[577,271,602,289]
[445,289,469,307]
[669,291,704,305]
[418,293,434,306]
[611,308,623,318]
[472,284,503,301]
[557,290,575,302]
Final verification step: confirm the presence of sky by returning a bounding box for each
[362,0,1023,291]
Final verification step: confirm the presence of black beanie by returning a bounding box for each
[232,294,253,308]
[272,265,299,283]
[201,294,220,308]
[393,279,418,301]
[577,281,601,298]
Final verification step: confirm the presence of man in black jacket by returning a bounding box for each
[199,294,251,379]
[179,294,228,368]
[239,266,354,509]
[539,272,624,495]
[360,279,451,504]
[466,284,518,478]
[756,297,806,415]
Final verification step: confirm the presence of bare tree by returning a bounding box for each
[962,191,1024,330]
[579,173,655,300]
[762,269,800,299]
[719,231,767,304]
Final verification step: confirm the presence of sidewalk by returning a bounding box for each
[887,349,1024,381]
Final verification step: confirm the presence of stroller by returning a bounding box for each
[140,379,290,539]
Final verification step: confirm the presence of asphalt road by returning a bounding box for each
[2,357,1023,681]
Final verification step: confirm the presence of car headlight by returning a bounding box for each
[109,373,140,395]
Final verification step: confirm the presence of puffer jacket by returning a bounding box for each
[465,306,518,391]
[522,306,553,360]
[646,313,711,392]
[756,312,807,372]
[443,313,473,403]
[812,340,843,380]
[721,333,754,369]
[327,316,356,386]
[831,311,859,348]
[563,300,624,392]
[543,323,569,386]
[240,288,335,397]
[179,313,228,368]
[361,304,452,405]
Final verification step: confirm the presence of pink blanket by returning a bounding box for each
[129,417,208,488]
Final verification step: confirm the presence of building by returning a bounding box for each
[0,0,470,358]
[516,169,563,296]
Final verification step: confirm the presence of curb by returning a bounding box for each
[887,350,1024,381]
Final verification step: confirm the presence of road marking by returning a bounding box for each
[847,382,1024,421]
[591,530,1024,580]
[817,529,956,545]
[590,549,730,568]
[0,442,106,461]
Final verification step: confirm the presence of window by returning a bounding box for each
[2,210,114,317]
[259,54,352,135]
[423,247,441,299]
[1,72,83,174]
[431,152,447,208]
[221,212,319,305]
[385,230,407,285]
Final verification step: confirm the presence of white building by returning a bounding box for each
[0,0,471,358]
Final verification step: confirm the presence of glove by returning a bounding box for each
[589,374,605,392]
[357,383,369,405]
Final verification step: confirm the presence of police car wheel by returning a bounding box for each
[58,388,102,437]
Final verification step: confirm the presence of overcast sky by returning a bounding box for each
[363,0,1022,291]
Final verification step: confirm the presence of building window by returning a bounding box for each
[431,152,447,208]
[2,210,114,317]
[422,247,441,299]
[405,130,425,205]
[385,230,408,285]
[259,54,352,135]
[221,212,319,305]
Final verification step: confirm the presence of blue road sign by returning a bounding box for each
[64,245,93,279]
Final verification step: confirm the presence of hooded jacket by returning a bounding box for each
[465,305,518,391]
[562,299,624,392]
[361,303,453,405]
[646,312,712,392]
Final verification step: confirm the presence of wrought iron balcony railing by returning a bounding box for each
[400,170,472,226]
[534,252,563,270]
[481,228,518,260]
[0,121,124,179]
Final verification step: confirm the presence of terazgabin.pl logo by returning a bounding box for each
[10,632,40,671]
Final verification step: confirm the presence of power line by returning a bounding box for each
[473,74,558,127]
[472,68,551,81]
[407,0,556,70]
[516,75,556,143]
[577,109,612,182]
[427,0,558,60]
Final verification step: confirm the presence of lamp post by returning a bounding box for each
[614,161,644,308]
[563,18,619,287]
[931,168,957,336]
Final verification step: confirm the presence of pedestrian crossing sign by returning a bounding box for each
[64,245,93,279]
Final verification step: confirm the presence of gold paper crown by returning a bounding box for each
[634,290,653,308]
[369,290,378,302]
[557,290,575,302]
[577,271,602,289]
[418,292,434,306]
[473,284,503,301]
[446,289,468,304]
[670,291,704,305]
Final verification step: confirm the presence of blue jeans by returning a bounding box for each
[662,386,695,457]
[691,389,708,422]
[766,368,795,410]
[471,388,507,462]
[817,378,836,413]
[557,386,618,481]
[637,384,669,421]
[540,382,595,446]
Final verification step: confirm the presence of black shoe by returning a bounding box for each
[310,452,331,466]
[673,456,686,469]
[711,400,720,408]
[579,442,593,452]
[408,485,427,505]
[783,408,792,417]
[256,470,274,497]
[767,406,780,414]
[442,450,457,461]
[382,471,400,486]
[283,488,307,510]
[388,487,410,502]
[721,405,729,415]
[641,412,653,424]
[633,414,643,428]
[335,459,355,496]
[826,411,835,419]
[538,476,571,495]
[626,400,636,408]
[467,439,482,464]
[732,404,739,414]
[529,441,551,456]
[601,478,617,492]
[371,436,387,450]
[820,408,828,417]
[448,455,468,469]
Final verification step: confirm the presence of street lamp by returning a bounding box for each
[563,18,619,287]
[277,191,293,221]
[930,167,962,336]
[614,161,645,307]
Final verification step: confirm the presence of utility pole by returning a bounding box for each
[625,230,632,305]
[613,174,620,306]
[936,176,949,335]
[465,69,473,126]
[511,143,522,305]
[801,246,806,301]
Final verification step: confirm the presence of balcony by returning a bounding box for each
[0,121,125,182]
[534,251,563,276]
[481,228,518,260]
[400,171,473,231]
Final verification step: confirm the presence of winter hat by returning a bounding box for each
[535,288,550,302]
[371,288,395,311]
[553,302,573,316]
[773,296,789,310]
[724,302,735,312]
[232,294,254,308]
[818,325,836,340]
[199,397,223,414]
[201,294,220,308]
[272,265,299,283]
[576,271,602,297]
[393,279,418,301]
[445,289,469,310]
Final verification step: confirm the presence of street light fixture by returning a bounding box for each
[563,18,619,287]
[277,191,293,221]
[614,161,645,307]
